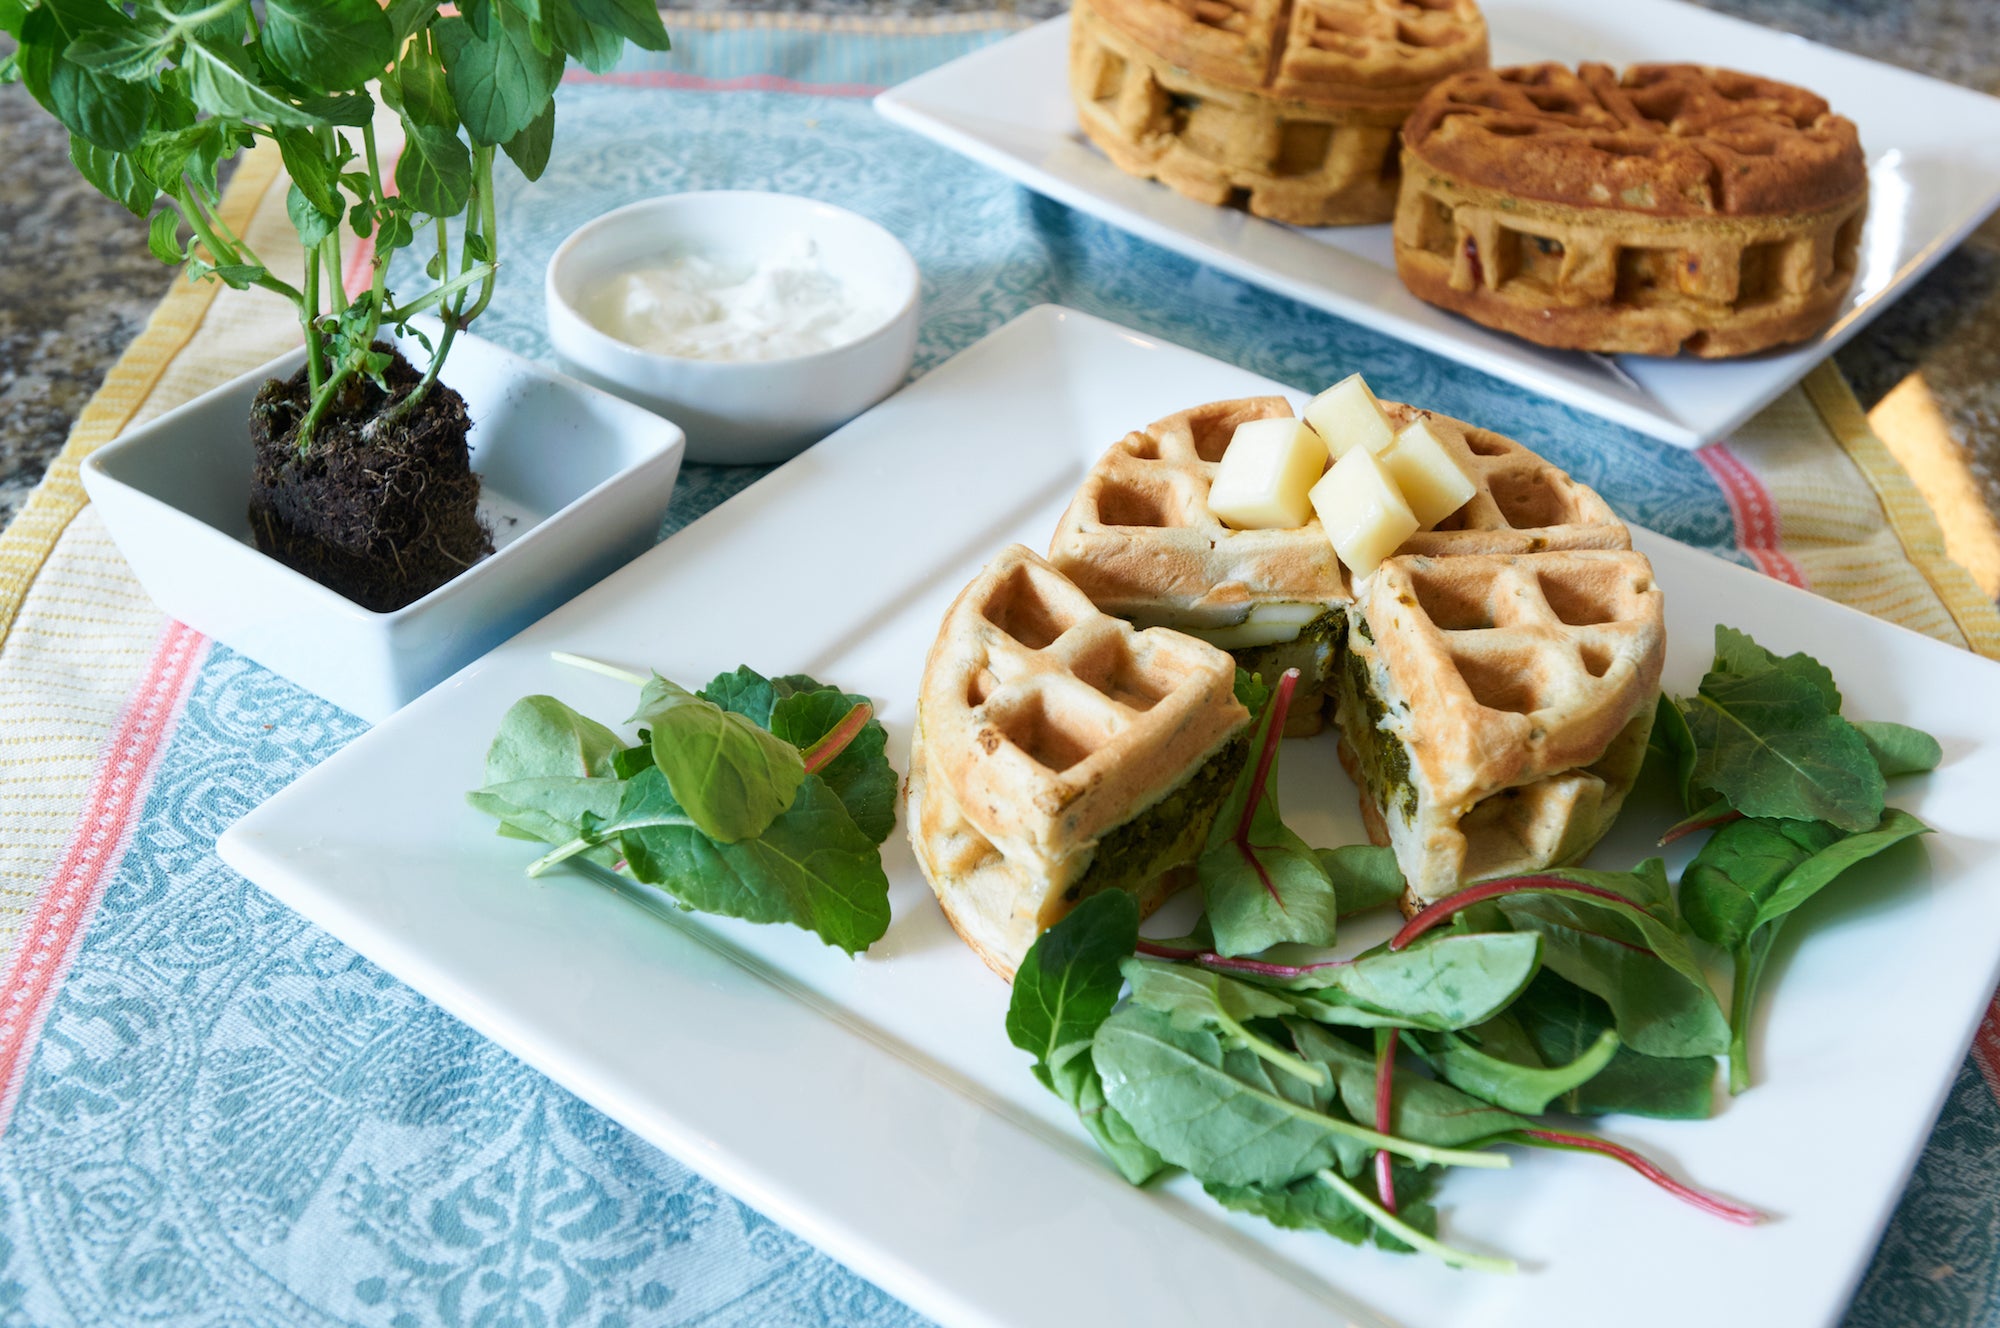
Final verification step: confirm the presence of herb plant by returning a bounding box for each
[3,0,669,447]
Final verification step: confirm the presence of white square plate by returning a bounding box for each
[874,6,2000,448]
[219,306,2000,1328]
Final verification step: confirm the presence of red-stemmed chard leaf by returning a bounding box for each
[800,700,872,775]
[1516,1129,1764,1226]
[1390,875,1637,951]
[1375,1028,1399,1215]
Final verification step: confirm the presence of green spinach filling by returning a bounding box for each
[1065,729,1252,903]
[1343,647,1418,825]
[1231,607,1345,694]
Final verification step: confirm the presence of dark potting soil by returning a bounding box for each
[248,347,493,612]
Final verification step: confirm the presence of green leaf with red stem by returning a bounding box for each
[1399,866,1729,1059]
[1195,669,1340,958]
[1510,1128,1763,1225]
[1373,1027,1398,1215]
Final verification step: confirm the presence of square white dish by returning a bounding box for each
[874,5,2000,448]
[218,305,2000,1328]
[81,321,686,722]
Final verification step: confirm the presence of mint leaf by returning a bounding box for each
[435,6,561,147]
[262,0,395,95]
[70,134,156,215]
[182,39,316,127]
[499,96,553,180]
[394,118,472,217]
[633,674,804,844]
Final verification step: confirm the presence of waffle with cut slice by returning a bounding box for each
[1338,551,1662,908]
[1070,0,1488,226]
[1394,62,1867,356]
[1046,394,1629,736]
[906,544,1253,979]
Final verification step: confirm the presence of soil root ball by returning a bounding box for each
[248,346,493,612]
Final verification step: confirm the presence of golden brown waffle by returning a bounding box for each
[1395,62,1868,356]
[1337,550,1664,905]
[1047,394,1631,733]
[1070,0,1489,226]
[907,545,1251,979]
[1048,394,1661,909]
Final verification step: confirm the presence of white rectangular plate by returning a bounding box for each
[220,306,2000,1328]
[874,5,2000,447]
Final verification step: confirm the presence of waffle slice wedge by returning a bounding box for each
[1047,396,1632,735]
[907,545,1253,978]
[1336,550,1665,907]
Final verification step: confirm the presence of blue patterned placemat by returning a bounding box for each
[5,19,1995,1328]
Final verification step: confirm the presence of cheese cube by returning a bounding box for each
[1309,446,1418,580]
[1303,373,1395,460]
[1383,416,1477,529]
[1206,417,1326,530]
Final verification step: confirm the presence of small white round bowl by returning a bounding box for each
[545,191,921,465]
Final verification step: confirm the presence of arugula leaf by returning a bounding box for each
[1197,680,1339,957]
[1316,845,1404,917]
[615,768,890,954]
[1460,862,1729,1058]
[1853,721,1943,778]
[1508,971,1715,1119]
[632,674,805,844]
[261,0,395,95]
[770,685,896,845]
[1005,891,1164,1184]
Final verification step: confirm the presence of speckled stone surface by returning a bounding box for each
[4,2,2000,530]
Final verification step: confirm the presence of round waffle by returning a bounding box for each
[1394,62,1868,356]
[1070,0,1489,226]
[1047,394,1663,910]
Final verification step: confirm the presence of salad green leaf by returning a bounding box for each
[632,674,805,844]
[1005,891,1163,1184]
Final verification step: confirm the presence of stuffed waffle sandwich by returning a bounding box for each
[906,545,1255,979]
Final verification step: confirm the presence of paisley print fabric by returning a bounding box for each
[1,21,1992,1328]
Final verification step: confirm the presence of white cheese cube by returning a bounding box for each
[1303,373,1395,460]
[1383,416,1477,529]
[1206,417,1326,530]
[1309,446,1418,581]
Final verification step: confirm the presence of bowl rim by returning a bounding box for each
[543,189,923,374]
[80,319,687,625]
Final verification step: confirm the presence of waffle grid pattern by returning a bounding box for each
[1395,63,1868,356]
[1069,0,1486,226]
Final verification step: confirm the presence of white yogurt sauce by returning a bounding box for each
[583,235,888,362]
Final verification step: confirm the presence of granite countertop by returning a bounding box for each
[4,0,1999,573]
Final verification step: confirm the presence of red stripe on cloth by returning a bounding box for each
[1972,994,2000,1103]
[0,621,207,1135]
[561,69,885,98]
[1697,443,1809,589]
